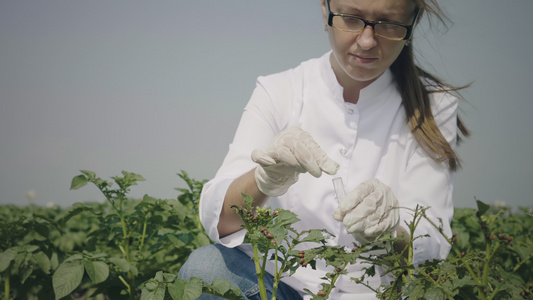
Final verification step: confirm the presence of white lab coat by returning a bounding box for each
[199,52,457,299]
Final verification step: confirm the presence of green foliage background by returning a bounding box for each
[0,171,531,299]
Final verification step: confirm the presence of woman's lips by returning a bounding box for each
[351,54,377,64]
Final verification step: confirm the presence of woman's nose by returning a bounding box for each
[356,26,377,50]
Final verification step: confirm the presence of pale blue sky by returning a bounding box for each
[1,1,532,209]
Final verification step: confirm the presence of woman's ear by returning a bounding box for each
[321,0,328,26]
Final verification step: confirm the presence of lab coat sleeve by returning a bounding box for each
[199,72,296,246]
[397,91,459,265]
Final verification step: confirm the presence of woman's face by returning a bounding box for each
[322,0,418,90]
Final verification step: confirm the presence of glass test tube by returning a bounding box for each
[332,177,346,203]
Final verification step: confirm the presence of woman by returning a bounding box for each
[179,0,469,298]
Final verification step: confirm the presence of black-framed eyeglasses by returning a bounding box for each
[326,0,419,41]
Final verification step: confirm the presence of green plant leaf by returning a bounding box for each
[53,258,84,300]
[168,278,186,300]
[80,170,96,180]
[108,257,130,272]
[70,175,88,190]
[184,277,203,300]
[425,287,445,300]
[0,248,17,272]
[84,260,109,284]
[195,232,212,247]
[210,278,232,295]
[169,277,203,300]
[476,199,490,216]
[140,281,166,300]
[32,251,51,274]
[300,230,327,244]
[167,234,186,247]
[23,244,39,253]
[274,209,300,227]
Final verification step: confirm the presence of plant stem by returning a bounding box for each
[118,275,131,292]
[487,287,500,300]
[4,269,10,300]
[253,245,269,300]
[513,253,533,272]
[424,213,482,286]
[117,195,136,299]
[139,214,148,253]
[406,207,423,279]
[272,245,279,300]
[326,262,348,299]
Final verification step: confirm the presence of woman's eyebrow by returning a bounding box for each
[335,5,362,14]
[337,5,408,22]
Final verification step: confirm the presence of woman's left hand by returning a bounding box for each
[333,178,400,244]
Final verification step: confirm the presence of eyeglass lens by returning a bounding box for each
[332,16,408,39]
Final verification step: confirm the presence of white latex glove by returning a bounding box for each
[333,178,400,244]
[251,127,339,197]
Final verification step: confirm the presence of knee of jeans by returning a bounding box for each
[178,244,218,280]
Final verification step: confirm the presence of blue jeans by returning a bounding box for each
[178,244,303,300]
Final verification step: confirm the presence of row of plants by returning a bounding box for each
[0,170,532,299]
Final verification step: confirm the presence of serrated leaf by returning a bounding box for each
[300,230,327,244]
[269,225,288,246]
[53,259,84,300]
[241,194,254,210]
[453,276,477,288]
[84,260,109,284]
[403,281,425,299]
[70,175,88,190]
[274,209,300,227]
[425,287,445,300]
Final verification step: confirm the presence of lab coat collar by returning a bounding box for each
[320,51,395,109]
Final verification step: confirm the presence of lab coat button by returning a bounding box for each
[339,148,347,156]
[347,108,355,114]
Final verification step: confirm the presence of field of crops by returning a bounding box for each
[1,171,532,299]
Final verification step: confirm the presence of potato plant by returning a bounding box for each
[230,196,533,300]
[0,171,531,300]
[0,171,236,300]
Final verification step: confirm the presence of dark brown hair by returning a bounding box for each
[390,0,470,171]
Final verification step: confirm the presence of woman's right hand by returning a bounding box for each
[251,127,339,197]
